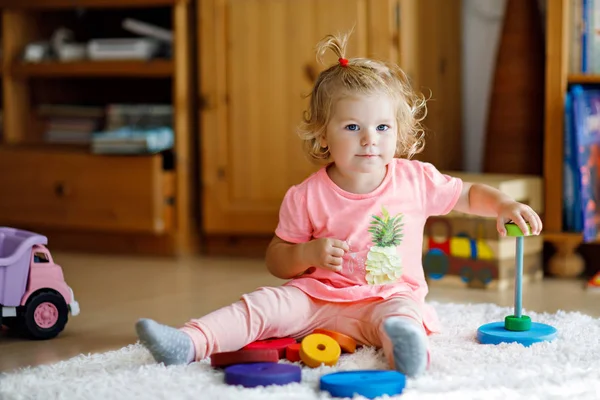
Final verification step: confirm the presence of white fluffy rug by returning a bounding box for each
[1,302,599,400]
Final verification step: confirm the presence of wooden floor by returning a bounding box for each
[1,251,598,373]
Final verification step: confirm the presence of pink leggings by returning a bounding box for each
[180,285,429,368]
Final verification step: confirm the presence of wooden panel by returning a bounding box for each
[436,0,462,169]
[0,0,183,8]
[198,0,224,232]
[367,0,398,61]
[13,60,173,78]
[172,0,196,253]
[0,148,173,233]
[399,0,462,171]
[397,0,418,79]
[410,0,438,165]
[2,11,37,144]
[544,0,569,233]
[29,229,178,256]
[227,0,366,206]
[200,0,383,234]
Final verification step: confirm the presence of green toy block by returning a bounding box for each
[505,223,531,237]
[504,315,532,331]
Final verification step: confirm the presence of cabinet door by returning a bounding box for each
[199,0,399,234]
[396,0,463,170]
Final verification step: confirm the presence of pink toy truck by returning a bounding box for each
[0,227,80,340]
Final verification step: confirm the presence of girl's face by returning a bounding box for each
[322,93,398,176]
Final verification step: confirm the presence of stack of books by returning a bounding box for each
[91,104,174,154]
[38,104,104,145]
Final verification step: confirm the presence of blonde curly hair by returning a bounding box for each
[298,31,428,163]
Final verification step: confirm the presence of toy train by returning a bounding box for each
[423,218,499,288]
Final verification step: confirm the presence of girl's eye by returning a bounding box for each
[345,124,359,131]
[377,124,390,131]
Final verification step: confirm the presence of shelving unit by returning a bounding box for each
[544,0,593,276]
[0,0,196,255]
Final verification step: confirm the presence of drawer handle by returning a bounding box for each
[54,182,69,198]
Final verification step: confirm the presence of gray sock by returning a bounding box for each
[135,318,195,365]
[383,316,428,377]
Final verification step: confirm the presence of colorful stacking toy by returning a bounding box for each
[477,223,558,346]
[299,333,341,368]
[312,328,357,353]
[219,330,402,394]
[242,337,296,358]
[217,338,301,388]
[285,342,302,362]
[224,363,302,388]
[210,348,279,368]
[320,370,406,399]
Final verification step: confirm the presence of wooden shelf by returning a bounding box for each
[0,0,182,9]
[544,231,583,243]
[568,74,600,84]
[0,143,91,154]
[0,143,170,158]
[543,231,600,245]
[12,60,173,78]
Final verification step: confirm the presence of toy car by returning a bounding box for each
[0,227,80,339]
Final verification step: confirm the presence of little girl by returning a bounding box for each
[136,32,542,377]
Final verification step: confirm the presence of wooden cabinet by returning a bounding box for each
[199,0,401,234]
[0,0,462,253]
[399,0,462,170]
[199,0,462,235]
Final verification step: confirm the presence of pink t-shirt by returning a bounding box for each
[274,158,463,333]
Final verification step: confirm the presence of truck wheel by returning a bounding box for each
[23,292,69,340]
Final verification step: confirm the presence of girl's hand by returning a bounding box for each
[301,238,349,272]
[496,200,542,237]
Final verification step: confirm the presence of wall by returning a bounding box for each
[462,0,547,173]
[461,0,507,172]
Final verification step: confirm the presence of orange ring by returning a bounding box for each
[313,328,357,353]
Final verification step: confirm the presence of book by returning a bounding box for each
[570,85,600,241]
[91,126,173,155]
[564,88,584,232]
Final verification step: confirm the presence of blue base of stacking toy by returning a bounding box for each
[477,321,557,346]
[320,370,405,399]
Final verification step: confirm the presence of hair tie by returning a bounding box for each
[338,58,349,67]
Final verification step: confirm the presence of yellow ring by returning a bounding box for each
[299,333,341,368]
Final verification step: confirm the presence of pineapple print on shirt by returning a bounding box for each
[364,206,404,285]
